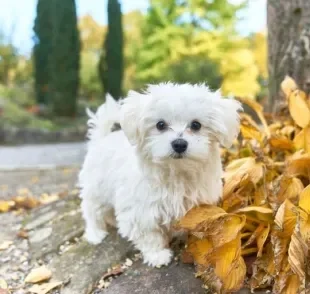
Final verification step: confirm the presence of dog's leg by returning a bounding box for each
[81,198,108,245]
[134,229,173,267]
[118,219,172,267]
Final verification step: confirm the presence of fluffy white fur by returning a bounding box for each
[79,83,241,267]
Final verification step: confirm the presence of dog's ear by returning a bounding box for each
[120,90,147,145]
[213,92,242,148]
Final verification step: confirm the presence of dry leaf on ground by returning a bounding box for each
[25,266,52,284]
[281,76,298,97]
[0,241,13,251]
[28,281,62,294]
[0,278,8,289]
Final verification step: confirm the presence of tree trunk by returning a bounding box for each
[267,0,310,112]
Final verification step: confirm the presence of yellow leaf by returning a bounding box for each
[242,223,264,248]
[186,235,212,266]
[185,212,246,248]
[0,240,13,251]
[194,234,246,292]
[281,76,298,98]
[269,122,282,133]
[0,200,13,213]
[13,196,39,210]
[269,136,294,152]
[0,278,8,289]
[257,224,270,257]
[253,185,266,206]
[223,157,264,198]
[286,154,310,178]
[280,125,295,138]
[222,194,244,212]
[209,214,246,247]
[299,184,310,214]
[303,125,310,153]
[240,123,263,142]
[222,257,246,292]
[288,226,307,280]
[25,266,52,284]
[300,212,310,243]
[282,274,300,294]
[237,206,273,214]
[225,157,254,174]
[288,90,310,128]
[236,96,270,137]
[237,206,273,223]
[28,281,62,294]
[293,130,303,150]
[39,194,59,205]
[277,176,304,203]
[237,206,274,225]
[223,174,250,200]
[214,237,241,279]
[293,127,310,152]
[274,199,297,238]
[177,205,226,231]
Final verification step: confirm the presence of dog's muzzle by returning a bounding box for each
[171,138,188,154]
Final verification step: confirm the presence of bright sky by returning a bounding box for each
[0,0,266,56]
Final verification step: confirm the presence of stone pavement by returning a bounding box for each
[0,195,267,294]
[0,167,80,200]
[0,195,207,294]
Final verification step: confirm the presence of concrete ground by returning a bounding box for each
[0,142,86,169]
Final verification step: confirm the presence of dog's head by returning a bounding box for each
[120,83,241,163]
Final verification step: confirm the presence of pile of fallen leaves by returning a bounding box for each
[178,77,310,293]
[0,188,79,214]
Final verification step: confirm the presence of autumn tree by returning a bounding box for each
[0,41,18,86]
[99,0,123,100]
[267,0,310,112]
[135,0,258,97]
[50,0,80,116]
[79,15,106,99]
[79,14,106,52]
[122,11,143,91]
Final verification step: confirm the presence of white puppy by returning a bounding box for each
[79,84,241,267]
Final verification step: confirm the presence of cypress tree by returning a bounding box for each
[33,0,53,105]
[99,0,123,100]
[50,0,80,116]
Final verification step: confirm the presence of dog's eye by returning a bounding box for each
[190,121,201,131]
[156,120,168,131]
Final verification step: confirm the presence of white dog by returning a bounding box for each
[78,83,241,267]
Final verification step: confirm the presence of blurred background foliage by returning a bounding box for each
[0,0,267,130]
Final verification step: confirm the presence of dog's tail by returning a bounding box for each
[86,94,121,141]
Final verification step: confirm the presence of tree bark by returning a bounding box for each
[267,0,310,112]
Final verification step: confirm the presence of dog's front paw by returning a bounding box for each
[143,249,173,267]
[84,228,108,245]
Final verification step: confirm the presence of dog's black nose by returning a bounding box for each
[171,139,188,154]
